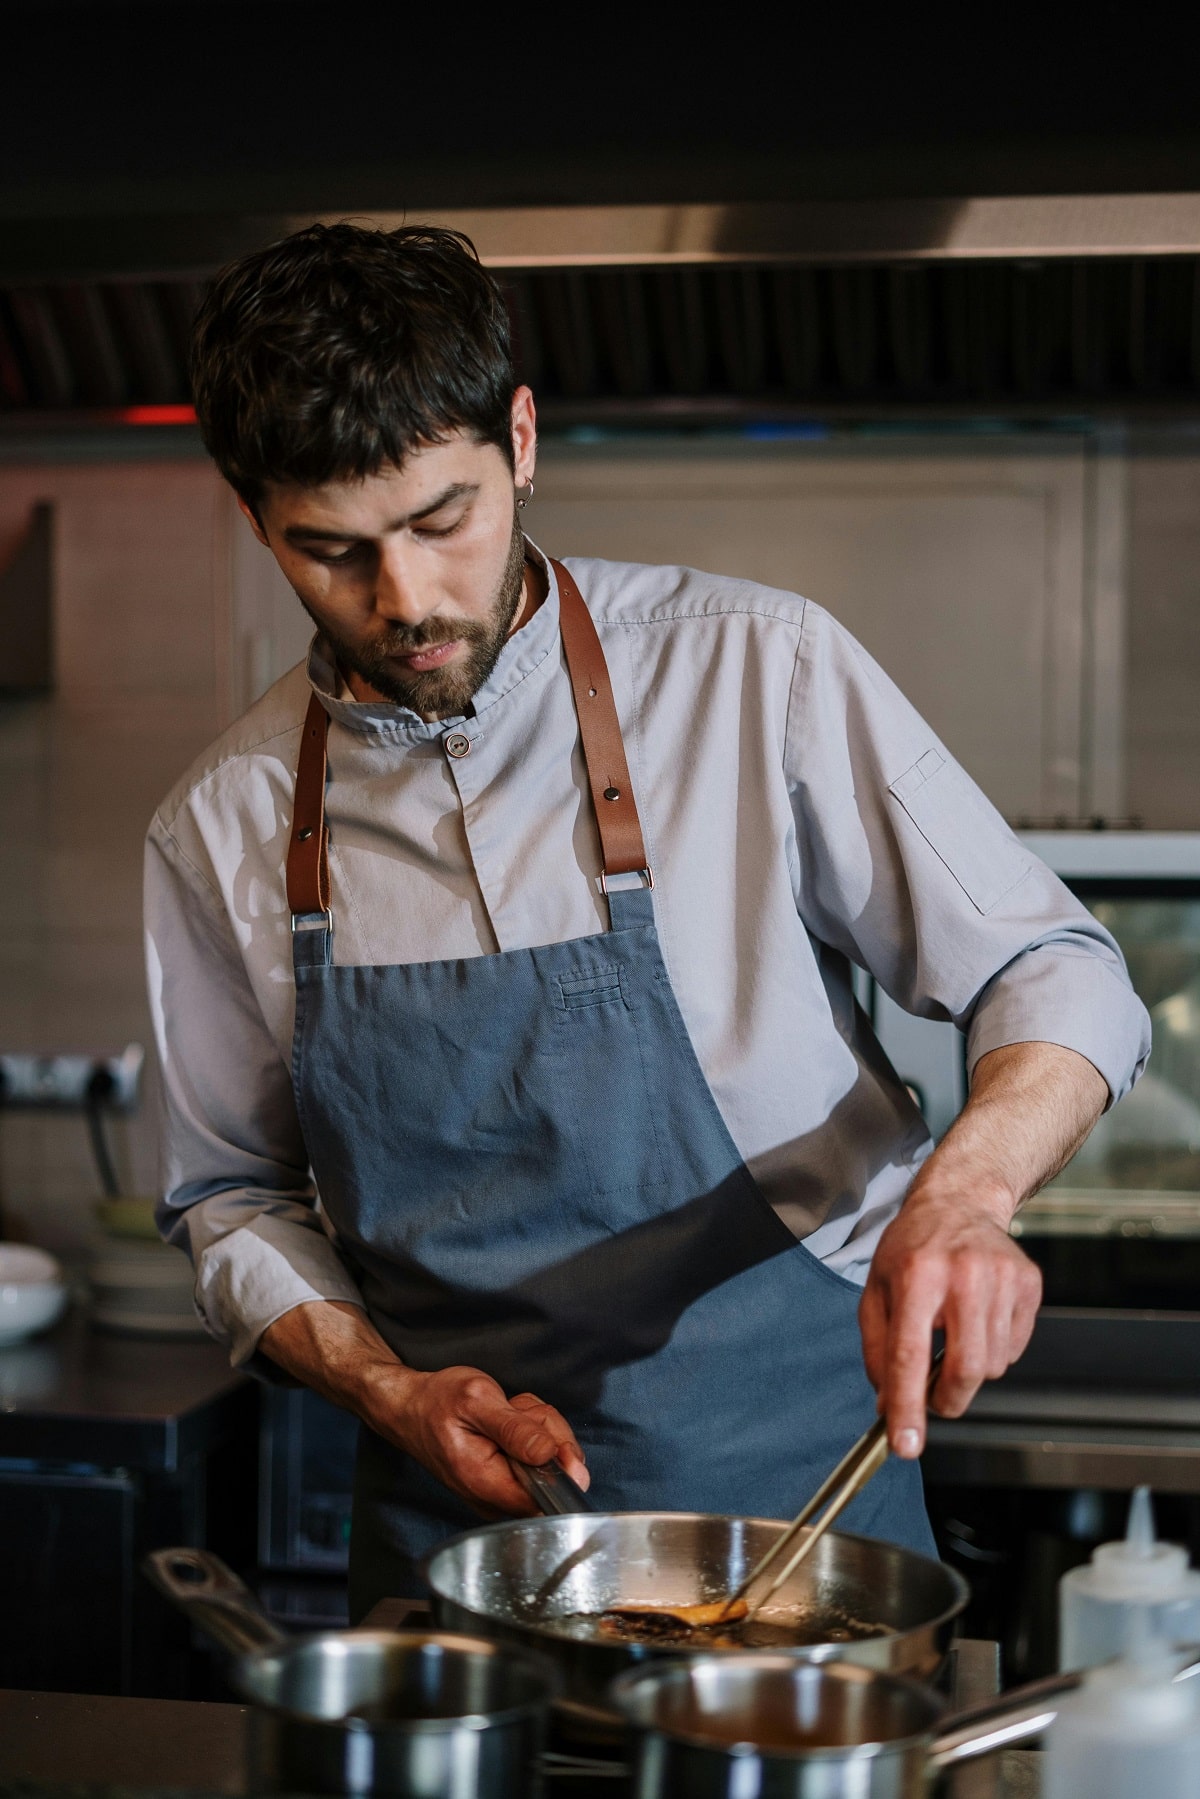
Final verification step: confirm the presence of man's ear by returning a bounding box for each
[511,385,537,486]
[236,492,271,547]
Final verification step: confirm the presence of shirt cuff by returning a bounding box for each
[193,1212,366,1370]
[966,946,1152,1109]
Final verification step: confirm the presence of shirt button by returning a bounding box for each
[444,732,471,759]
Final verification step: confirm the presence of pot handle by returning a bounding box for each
[930,1642,1200,1769]
[143,1547,289,1658]
[508,1457,595,1515]
[928,1669,1082,1768]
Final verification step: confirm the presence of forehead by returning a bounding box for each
[260,432,503,532]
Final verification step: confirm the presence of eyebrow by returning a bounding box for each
[282,481,480,544]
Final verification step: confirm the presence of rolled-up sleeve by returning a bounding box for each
[145,817,365,1368]
[786,604,1151,1106]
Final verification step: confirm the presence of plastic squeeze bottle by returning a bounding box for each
[1059,1486,1200,1671]
[1044,1633,1200,1799]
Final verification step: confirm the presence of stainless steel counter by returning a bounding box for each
[924,1308,1200,1494]
[925,1408,1200,1492]
[0,1309,249,1472]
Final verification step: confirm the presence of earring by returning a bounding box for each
[516,478,534,510]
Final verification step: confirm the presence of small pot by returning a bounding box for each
[143,1548,555,1797]
[609,1652,1085,1798]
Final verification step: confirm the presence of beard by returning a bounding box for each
[307,517,528,719]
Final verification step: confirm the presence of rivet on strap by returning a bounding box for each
[286,693,332,917]
[551,558,650,883]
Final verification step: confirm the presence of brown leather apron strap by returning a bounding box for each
[551,558,650,883]
[284,561,650,917]
[286,691,332,915]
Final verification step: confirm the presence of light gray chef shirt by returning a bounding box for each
[145,549,1151,1368]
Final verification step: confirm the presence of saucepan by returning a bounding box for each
[144,1547,555,1797]
[610,1651,1199,1798]
[424,1512,968,1730]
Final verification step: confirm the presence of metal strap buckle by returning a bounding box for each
[599,867,654,894]
[291,910,332,935]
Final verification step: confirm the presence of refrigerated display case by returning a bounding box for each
[1014,835,1200,1306]
[872,832,1200,1306]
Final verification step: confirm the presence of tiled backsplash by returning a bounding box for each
[0,460,223,1257]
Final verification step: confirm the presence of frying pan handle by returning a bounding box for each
[142,1547,289,1657]
[507,1457,595,1515]
[930,1642,1200,1768]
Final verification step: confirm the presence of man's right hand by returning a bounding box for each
[259,1299,589,1518]
[369,1363,589,1517]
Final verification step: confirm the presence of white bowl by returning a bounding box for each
[0,1244,68,1347]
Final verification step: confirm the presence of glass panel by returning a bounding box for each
[1018,894,1200,1239]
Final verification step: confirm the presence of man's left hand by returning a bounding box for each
[857,1039,1110,1457]
[859,1186,1042,1457]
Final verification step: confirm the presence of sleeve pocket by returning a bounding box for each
[888,748,1031,915]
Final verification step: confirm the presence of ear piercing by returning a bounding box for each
[516,478,534,509]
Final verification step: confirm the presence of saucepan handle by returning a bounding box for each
[927,1668,1082,1767]
[143,1546,289,1658]
[930,1643,1200,1769]
[507,1457,595,1515]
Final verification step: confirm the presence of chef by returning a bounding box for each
[146,222,1150,1615]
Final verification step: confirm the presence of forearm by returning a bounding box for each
[258,1298,590,1516]
[908,1039,1110,1224]
[259,1298,415,1428]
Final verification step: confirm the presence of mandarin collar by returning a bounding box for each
[306,541,562,741]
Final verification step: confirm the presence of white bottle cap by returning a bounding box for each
[1089,1487,1190,1596]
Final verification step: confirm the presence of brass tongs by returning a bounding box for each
[722,1347,946,1624]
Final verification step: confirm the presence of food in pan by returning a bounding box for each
[602,1599,750,1630]
[562,1599,890,1650]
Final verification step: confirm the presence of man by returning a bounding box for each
[147,222,1149,1614]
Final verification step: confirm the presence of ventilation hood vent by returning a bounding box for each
[7,200,1200,422]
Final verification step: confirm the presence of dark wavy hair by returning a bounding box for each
[189,222,516,505]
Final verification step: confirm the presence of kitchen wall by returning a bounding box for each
[1127,436,1200,830]
[0,454,225,1255]
[0,427,1195,1258]
[532,437,1104,822]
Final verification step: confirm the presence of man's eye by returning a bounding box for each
[308,545,365,565]
[413,515,466,539]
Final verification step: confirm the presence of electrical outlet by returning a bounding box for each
[0,1044,144,1112]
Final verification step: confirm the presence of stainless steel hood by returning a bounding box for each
[11,196,1200,286]
[8,197,1200,423]
[365,196,1200,268]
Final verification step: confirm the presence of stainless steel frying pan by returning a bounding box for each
[424,1512,967,1728]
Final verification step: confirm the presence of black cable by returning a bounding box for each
[85,1068,121,1199]
[0,1064,7,1239]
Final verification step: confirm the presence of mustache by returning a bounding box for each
[367,617,488,658]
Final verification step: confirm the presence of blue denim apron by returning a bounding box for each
[285,561,933,1615]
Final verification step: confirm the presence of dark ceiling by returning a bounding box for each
[7,2,1200,424]
[4,0,1200,223]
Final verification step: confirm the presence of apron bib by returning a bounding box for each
[285,560,933,1615]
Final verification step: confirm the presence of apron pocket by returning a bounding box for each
[558,965,626,1010]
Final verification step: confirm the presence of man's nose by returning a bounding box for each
[373,544,437,625]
